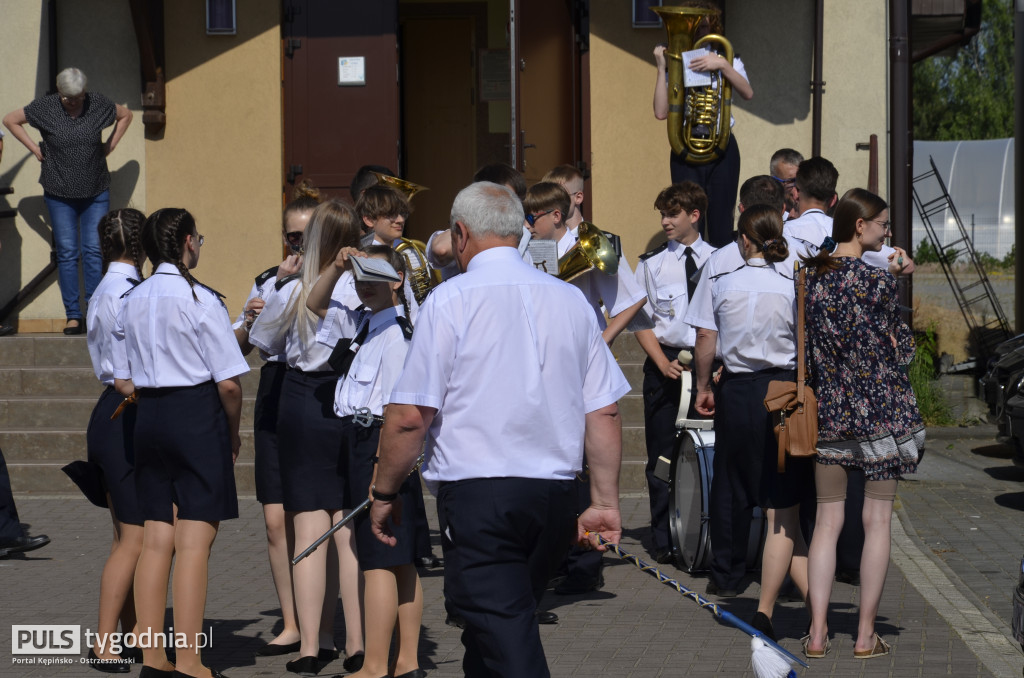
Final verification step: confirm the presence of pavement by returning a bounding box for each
[2,424,1023,677]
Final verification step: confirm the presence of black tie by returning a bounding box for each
[684,246,697,301]
[328,320,369,376]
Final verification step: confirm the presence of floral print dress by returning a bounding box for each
[804,257,924,480]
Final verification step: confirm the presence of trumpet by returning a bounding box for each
[557,222,619,282]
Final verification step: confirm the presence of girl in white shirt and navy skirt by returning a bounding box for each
[248,199,365,676]
[112,208,249,678]
[81,208,146,670]
[309,245,425,678]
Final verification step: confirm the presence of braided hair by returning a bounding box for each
[141,208,200,300]
[97,208,146,277]
[361,244,412,325]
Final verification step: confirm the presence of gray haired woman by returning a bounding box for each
[3,67,133,335]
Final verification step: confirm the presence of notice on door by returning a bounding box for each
[338,57,366,86]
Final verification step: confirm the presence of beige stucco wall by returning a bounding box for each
[147,0,283,314]
[589,0,890,264]
[0,1,145,331]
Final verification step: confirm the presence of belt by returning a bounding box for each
[340,408,384,428]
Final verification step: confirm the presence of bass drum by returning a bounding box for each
[668,428,767,574]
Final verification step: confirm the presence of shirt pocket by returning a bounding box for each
[656,282,688,317]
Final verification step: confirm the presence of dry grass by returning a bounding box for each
[913,302,971,363]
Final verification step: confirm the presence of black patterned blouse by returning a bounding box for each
[23,92,116,200]
[804,257,924,480]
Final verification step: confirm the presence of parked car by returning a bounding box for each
[978,334,1024,441]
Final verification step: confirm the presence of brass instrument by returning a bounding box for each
[371,172,429,200]
[653,5,734,165]
[371,172,438,303]
[557,222,619,283]
[395,238,441,304]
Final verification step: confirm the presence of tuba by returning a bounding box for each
[557,222,619,283]
[653,5,733,165]
[372,172,440,304]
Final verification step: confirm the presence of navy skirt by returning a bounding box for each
[715,368,815,510]
[254,361,287,504]
[86,386,143,525]
[278,369,349,512]
[134,381,238,523]
[344,420,419,570]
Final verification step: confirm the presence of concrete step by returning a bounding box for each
[9,459,258,497]
[0,395,257,431]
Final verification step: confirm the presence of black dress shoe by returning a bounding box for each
[444,612,466,629]
[750,611,776,641]
[341,652,364,672]
[393,670,428,678]
[255,641,300,657]
[705,580,738,598]
[415,555,443,568]
[317,648,339,662]
[651,548,674,565]
[86,648,130,673]
[534,610,558,625]
[139,668,176,678]
[63,319,85,335]
[286,656,320,676]
[120,647,143,664]
[0,323,16,337]
[0,534,50,558]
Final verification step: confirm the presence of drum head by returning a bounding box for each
[668,430,713,573]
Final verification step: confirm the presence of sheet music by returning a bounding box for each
[682,47,713,88]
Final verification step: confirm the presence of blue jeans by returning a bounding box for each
[44,190,109,320]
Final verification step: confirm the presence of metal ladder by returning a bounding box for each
[911,156,1012,358]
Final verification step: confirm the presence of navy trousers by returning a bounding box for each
[642,348,683,553]
[0,446,24,540]
[438,477,575,678]
[670,135,741,248]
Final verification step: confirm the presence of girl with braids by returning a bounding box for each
[309,244,425,678]
[248,199,365,676]
[689,204,815,641]
[232,181,321,658]
[81,208,147,671]
[112,207,249,678]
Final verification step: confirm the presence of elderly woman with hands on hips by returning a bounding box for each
[3,67,133,335]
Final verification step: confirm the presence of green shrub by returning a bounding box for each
[916,239,939,263]
[909,323,955,425]
[1002,244,1016,269]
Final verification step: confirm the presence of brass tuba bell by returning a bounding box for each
[371,171,430,200]
[557,222,619,283]
[653,5,734,165]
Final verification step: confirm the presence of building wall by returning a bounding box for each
[148,0,283,313]
[589,0,890,264]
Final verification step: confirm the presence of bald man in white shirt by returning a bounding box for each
[369,182,630,677]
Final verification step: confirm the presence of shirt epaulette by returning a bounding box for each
[275,273,300,291]
[639,242,669,262]
[396,315,414,340]
[255,266,279,287]
[119,278,142,299]
[195,280,227,302]
[602,230,623,258]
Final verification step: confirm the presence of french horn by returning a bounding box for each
[372,172,440,303]
[557,222,619,282]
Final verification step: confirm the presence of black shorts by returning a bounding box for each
[134,382,238,523]
[278,369,349,512]
[86,386,143,525]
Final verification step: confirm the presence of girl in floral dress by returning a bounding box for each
[802,188,925,660]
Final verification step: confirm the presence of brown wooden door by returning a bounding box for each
[400,15,477,240]
[283,0,400,201]
[512,0,580,184]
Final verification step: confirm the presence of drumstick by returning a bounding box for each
[585,532,806,674]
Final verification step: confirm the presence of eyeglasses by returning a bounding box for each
[195,234,205,247]
[525,210,553,226]
[872,219,892,233]
[285,230,304,247]
[772,176,797,189]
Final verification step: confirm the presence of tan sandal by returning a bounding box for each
[853,633,891,659]
[801,635,831,658]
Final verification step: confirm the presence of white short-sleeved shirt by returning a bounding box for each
[635,237,716,349]
[316,271,362,350]
[249,273,359,372]
[684,257,796,374]
[390,246,631,488]
[557,230,647,331]
[784,208,897,270]
[112,263,249,387]
[87,262,139,386]
[331,305,410,417]
[233,266,286,363]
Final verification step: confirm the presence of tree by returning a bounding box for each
[913,0,1015,141]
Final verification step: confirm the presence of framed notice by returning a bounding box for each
[338,57,366,87]
[478,49,510,102]
[633,0,663,28]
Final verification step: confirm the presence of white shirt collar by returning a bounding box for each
[466,246,522,272]
[107,261,139,277]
